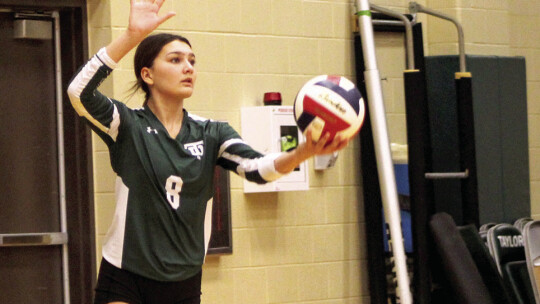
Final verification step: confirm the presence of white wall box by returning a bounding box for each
[241,106,309,192]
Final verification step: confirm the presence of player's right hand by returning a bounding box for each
[128,0,176,38]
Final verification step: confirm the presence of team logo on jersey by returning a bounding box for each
[147,127,158,134]
[184,140,204,160]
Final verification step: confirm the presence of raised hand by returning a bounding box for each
[128,0,176,38]
[105,0,175,62]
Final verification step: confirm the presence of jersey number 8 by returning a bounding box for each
[165,175,183,209]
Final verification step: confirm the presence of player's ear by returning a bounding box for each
[141,67,154,86]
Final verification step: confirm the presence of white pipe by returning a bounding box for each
[52,10,71,304]
[355,1,413,303]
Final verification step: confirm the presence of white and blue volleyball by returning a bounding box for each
[294,75,365,142]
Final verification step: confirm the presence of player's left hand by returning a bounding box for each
[299,127,350,158]
[274,127,349,174]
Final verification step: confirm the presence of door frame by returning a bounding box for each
[0,1,95,303]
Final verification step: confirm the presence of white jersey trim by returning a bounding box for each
[102,176,129,269]
[96,47,118,69]
[203,198,213,257]
[188,112,209,122]
[221,152,258,179]
[218,138,246,158]
[222,151,283,182]
[67,48,119,140]
[108,104,120,141]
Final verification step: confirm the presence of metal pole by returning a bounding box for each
[355,1,412,303]
[370,4,415,70]
[409,2,467,72]
[53,10,71,304]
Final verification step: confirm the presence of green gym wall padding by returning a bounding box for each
[425,55,530,225]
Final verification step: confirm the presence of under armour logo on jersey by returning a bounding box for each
[147,127,158,134]
[184,141,204,160]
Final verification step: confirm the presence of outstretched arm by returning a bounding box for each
[67,0,174,145]
[106,0,175,63]
[274,129,350,174]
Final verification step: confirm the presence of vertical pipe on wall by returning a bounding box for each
[53,10,71,304]
[354,34,388,303]
[355,1,412,303]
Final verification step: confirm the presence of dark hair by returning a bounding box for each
[132,33,192,102]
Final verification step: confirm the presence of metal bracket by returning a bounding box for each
[425,169,469,179]
[0,232,68,247]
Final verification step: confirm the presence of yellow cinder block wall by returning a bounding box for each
[87,0,540,303]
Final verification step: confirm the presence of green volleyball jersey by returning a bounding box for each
[67,48,283,281]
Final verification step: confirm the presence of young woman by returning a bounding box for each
[67,0,349,303]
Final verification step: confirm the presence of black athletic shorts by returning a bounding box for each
[94,258,202,304]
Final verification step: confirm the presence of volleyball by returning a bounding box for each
[293,75,365,143]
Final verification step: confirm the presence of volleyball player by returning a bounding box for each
[67,0,349,303]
